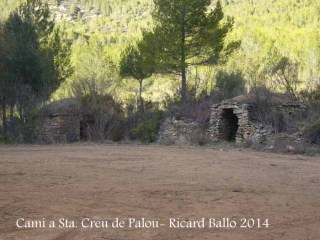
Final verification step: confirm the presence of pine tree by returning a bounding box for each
[0,0,72,128]
[4,12,42,123]
[15,0,73,99]
[119,31,156,110]
[152,0,235,102]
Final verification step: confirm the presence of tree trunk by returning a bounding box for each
[139,79,144,112]
[1,97,7,134]
[181,67,187,102]
[19,105,24,126]
[10,103,14,123]
[180,6,187,104]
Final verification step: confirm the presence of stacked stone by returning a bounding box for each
[250,123,274,143]
[207,99,306,145]
[272,102,307,114]
[40,115,80,143]
[207,102,256,144]
[40,116,63,143]
[233,104,254,143]
[158,117,198,145]
[160,96,307,145]
[207,105,221,142]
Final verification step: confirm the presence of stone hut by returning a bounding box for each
[39,98,81,143]
[159,93,306,145]
[207,94,306,144]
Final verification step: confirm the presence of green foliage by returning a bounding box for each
[303,103,320,145]
[3,13,41,96]
[130,106,163,143]
[152,0,235,101]
[119,31,156,109]
[1,0,319,100]
[0,0,22,20]
[80,93,125,141]
[4,0,72,99]
[0,0,72,142]
[1,0,320,145]
[214,71,245,101]
[17,0,54,41]
[221,0,320,96]
[120,31,156,81]
[45,28,73,95]
[67,36,118,97]
[268,57,301,101]
[304,121,320,145]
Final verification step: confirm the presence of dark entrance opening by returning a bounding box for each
[80,115,95,141]
[220,108,239,142]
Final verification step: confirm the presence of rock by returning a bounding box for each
[287,145,295,152]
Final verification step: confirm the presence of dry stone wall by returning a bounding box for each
[207,101,306,144]
[207,102,255,143]
[158,118,198,145]
[39,115,80,143]
[159,99,306,145]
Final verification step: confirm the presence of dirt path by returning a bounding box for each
[0,144,319,240]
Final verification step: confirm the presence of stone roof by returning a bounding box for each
[224,92,291,104]
[40,98,81,117]
[211,93,306,110]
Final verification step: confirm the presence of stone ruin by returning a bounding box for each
[158,94,307,145]
[207,101,255,143]
[38,98,81,143]
[207,95,306,144]
[158,117,199,145]
[39,94,307,145]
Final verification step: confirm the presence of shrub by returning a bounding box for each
[130,105,163,143]
[0,112,38,144]
[303,120,320,145]
[163,93,213,127]
[80,94,125,141]
[214,71,246,101]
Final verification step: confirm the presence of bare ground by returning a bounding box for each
[0,144,319,240]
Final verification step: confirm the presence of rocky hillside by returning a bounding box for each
[51,2,102,22]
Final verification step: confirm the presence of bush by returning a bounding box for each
[163,93,213,126]
[21,107,39,143]
[80,94,125,141]
[129,104,163,143]
[250,87,308,134]
[303,120,320,145]
[0,112,38,144]
[163,71,246,129]
[214,71,246,101]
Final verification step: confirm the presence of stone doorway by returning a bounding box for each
[80,115,95,141]
[220,108,239,141]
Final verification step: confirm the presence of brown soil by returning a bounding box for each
[0,144,319,240]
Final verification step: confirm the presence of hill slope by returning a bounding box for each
[1,0,319,100]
